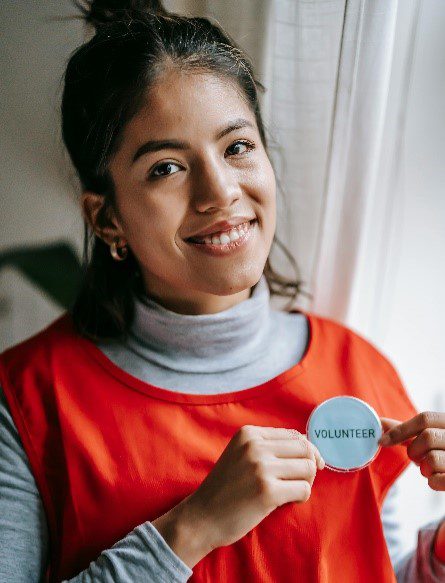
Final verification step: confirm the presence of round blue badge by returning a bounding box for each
[306,396,383,472]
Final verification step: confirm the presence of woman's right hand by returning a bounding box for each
[184,424,325,552]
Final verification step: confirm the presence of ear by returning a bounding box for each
[80,191,126,245]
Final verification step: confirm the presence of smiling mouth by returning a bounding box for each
[185,219,257,245]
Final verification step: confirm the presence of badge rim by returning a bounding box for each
[306,396,383,472]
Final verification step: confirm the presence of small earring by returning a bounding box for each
[110,238,128,261]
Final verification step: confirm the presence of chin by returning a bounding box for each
[200,271,263,296]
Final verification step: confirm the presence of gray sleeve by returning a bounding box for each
[0,384,193,582]
[63,521,193,582]
[381,479,445,582]
[0,384,49,582]
[393,518,445,583]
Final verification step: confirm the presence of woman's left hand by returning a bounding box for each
[379,411,445,491]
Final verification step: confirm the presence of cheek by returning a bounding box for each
[123,200,182,254]
[252,156,276,204]
[240,157,276,236]
[255,164,277,229]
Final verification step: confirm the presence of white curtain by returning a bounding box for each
[310,0,422,341]
[312,0,402,326]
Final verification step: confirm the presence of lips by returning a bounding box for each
[185,217,256,240]
[186,219,256,243]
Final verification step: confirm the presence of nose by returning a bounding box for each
[192,156,242,213]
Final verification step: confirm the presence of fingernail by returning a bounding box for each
[379,433,391,446]
[319,458,325,470]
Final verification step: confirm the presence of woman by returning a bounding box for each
[1,1,445,581]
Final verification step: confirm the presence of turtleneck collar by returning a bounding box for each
[127,274,272,373]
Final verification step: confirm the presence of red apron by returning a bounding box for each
[0,309,418,582]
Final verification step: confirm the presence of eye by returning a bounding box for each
[226,139,256,157]
[149,161,181,179]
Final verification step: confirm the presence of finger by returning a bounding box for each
[256,426,306,439]
[260,427,325,470]
[428,472,445,492]
[255,426,308,444]
[270,458,317,485]
[407,429,445,462]
[275,479,313,505]
[243,425,308,444]
[380,417,401,433]
[294,434,325,470]
[379,412,445,446]
[266,438,325,470]
[419,450,445,478]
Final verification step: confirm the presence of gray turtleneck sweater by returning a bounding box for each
[0,274,444,582]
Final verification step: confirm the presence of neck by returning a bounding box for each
[127,274,271,372]
[136,274,255,316]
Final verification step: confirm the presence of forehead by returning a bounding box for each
[123,69,254,143]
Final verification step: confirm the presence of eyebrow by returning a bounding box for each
[131,117,255,164]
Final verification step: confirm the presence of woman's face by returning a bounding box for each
[83,69,276,314]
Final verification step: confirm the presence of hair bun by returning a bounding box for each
[75,0,169,33]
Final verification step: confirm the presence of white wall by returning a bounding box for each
[0,1,85,347]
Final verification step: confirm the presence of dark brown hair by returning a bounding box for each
[62,0,309,342]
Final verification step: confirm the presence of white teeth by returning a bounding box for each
[219,233,232,244]
[192,221,253,245]
[204,223,250,245]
